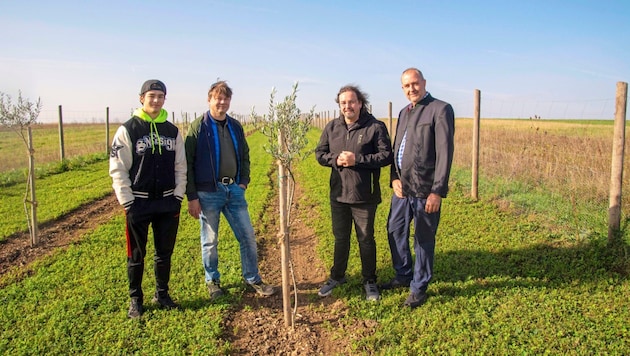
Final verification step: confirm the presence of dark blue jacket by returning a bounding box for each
[185,112,250,200]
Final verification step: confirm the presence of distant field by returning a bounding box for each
[452,118,630,208]
[3,118,629,214]
[0,123,113,173]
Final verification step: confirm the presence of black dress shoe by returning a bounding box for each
[379,278,411,290]
[403,291,428,309]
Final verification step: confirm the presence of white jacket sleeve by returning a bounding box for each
[173,130,187,201]
[109,125,134,208]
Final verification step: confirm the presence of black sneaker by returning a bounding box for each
[152,292,179,309]
[403,291,428,309]
[128,298,144,318]
[380,278,411,290]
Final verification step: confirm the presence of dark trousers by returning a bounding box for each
[125,198,181,300]
[387,195,440,293]
[329,201,378,283]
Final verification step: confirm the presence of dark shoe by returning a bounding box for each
[128,298,144,318]
[318,277,346,297]
[152,292,179,309]
[207,280,224,300]
[404,291,428,309]
[249,280,276,296]
[364,280,380,301]
[380,278,411,290]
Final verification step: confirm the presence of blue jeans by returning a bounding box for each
[197,184,261,284]
[387,195,440,294]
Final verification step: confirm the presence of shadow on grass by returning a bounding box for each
[423,230,630,301]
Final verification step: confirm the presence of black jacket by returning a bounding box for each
[315,111,393,204]
[391,93,455,198]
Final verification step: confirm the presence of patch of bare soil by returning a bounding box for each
[0,180,375,354]
[220,178,360,355]
[0,193,120,279]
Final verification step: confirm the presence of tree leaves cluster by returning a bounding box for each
[0,91,42,146]
[251,82,314,170]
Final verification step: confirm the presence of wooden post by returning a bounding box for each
[608,81,627,242]
[388,101,393,136]
[58,105,65,161]
[472,90,481,200]
[277,128,292,327]
[27,126,39,246]
[105,107,110,154]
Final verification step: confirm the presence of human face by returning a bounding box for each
[338,90,361,123]
[401,70,427,105]
[140,90,165,118]
[208,93,231,120]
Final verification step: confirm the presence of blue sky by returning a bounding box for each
[1,0,628,123]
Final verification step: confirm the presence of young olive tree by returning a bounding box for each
[251,82,314,327]
[0,91,42,245]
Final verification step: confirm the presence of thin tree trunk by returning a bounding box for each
[278,129,292,327]
[28,126,38,246]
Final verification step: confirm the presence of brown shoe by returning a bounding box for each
[207,280,224,299]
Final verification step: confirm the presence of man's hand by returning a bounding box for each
[425,193,442,214]
[336,151,356,167]
[392,179,404,198]
[188,199,202,219]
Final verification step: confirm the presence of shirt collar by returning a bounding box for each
[408,92,430,111]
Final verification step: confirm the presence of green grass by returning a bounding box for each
[297,128,630,354]
[0,132,274,355]
[1,129,629,354]
[0,155,112,239]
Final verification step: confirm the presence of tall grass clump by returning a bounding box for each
[453,118,630,240]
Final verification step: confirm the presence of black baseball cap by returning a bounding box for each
[140,79,166,95]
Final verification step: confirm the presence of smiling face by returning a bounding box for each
[140,90,165,118]
[338,90,362,123]
[208,93,231,120]
[401,69,427,105]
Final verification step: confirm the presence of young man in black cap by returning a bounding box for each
[109,79,187,318]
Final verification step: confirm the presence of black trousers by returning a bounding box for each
[329,201,378,283]
[125,197,181,300]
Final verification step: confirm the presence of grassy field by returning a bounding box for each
[296,128,629,354]
[0,123,629,354]
[0,123,112,173]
